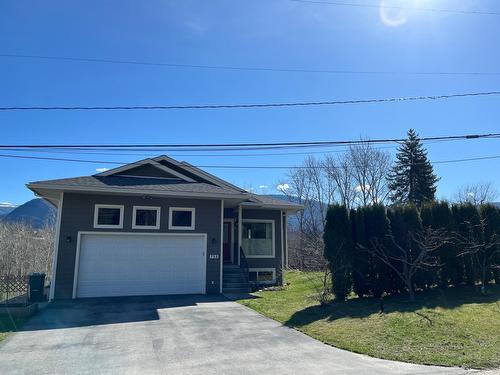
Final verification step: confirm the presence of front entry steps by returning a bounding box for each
[222,265,251,293]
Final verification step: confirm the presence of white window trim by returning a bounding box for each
[132,206,161,230]
[93,204,124,229]
[249,268,276,285]
[168,207,195,230]
[242,219,275,258]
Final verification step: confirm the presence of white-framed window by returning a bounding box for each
[132,206,161,230]
[249,268,276,285]
[242,219,275,258]
[168,207,195,230]
[93,204,124,229]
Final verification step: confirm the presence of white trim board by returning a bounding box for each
[237,205,242,266]
[72,231,208,299]
[280,210,285,285]
[49,192,64,301]
[219,200,224,293]
[284,212,289,268]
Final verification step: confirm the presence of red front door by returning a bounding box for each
[223,222,232,263]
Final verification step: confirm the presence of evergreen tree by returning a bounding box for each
[452,203,482,286]
[363,204,391,298]
[388,129,439,206]
[428,201,463,286]
[351,208,370,297]
[323,205,352,301]
[478,204,500,288]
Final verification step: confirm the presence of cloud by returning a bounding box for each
[277,183,290,192]
[259,185,268,189]
[355,184,371,192]
[95,167,110,173]
[0,201,16,207]
[244,188,255,193]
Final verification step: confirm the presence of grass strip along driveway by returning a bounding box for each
[238,271,500,370]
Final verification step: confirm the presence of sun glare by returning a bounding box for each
[379,0,408,27]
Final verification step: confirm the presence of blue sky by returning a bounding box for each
[1,0,499,205]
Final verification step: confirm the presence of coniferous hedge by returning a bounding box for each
[323,202,500,300]
[323,204,352,300]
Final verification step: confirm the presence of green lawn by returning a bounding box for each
[238,271,500,369]
[0,315,26,343]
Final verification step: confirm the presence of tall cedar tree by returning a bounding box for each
[363,204,392,298]
[324,205,352,301]
[351,208,370,297]
[452,203,482,286]
[480,204,500,285]
[422,201,463,286]
[388,129,439,206]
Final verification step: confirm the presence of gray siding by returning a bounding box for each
[242,209,284,285]
[55,192,222,299]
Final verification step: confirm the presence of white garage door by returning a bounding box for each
[75,233,206,298]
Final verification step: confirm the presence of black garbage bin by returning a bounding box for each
[29,273,46,302]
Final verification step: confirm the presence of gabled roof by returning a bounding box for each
[96,158,196,182]
[152,155,248,193]
[26,155,303,211]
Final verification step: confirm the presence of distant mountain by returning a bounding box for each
[262,194,325,229]
[0,203,17,218]
[2,198,56,228]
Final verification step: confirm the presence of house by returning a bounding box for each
[27,155,302,300]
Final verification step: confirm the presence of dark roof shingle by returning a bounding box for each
[29,175,244,196]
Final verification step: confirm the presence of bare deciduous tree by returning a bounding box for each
[279,156,335,270]
[0,221,54,277]
[456,218,500,294]
[366,227,448,301]
[323,154,357,209]
[349,143,391,206]
[280,145,392,270]
[454,182,498,206]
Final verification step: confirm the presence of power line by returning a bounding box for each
[2,53,500,77]
[0,153,499,168]
[0,138,457,158]
[0,133,497,150]
[1,91,499,112]
[287,0,500,16]
[0,145,397,157]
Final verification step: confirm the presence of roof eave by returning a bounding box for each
[26,182,250,200]
[240,201,304,212]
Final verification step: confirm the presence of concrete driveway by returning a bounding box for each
[0,295,471,375]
